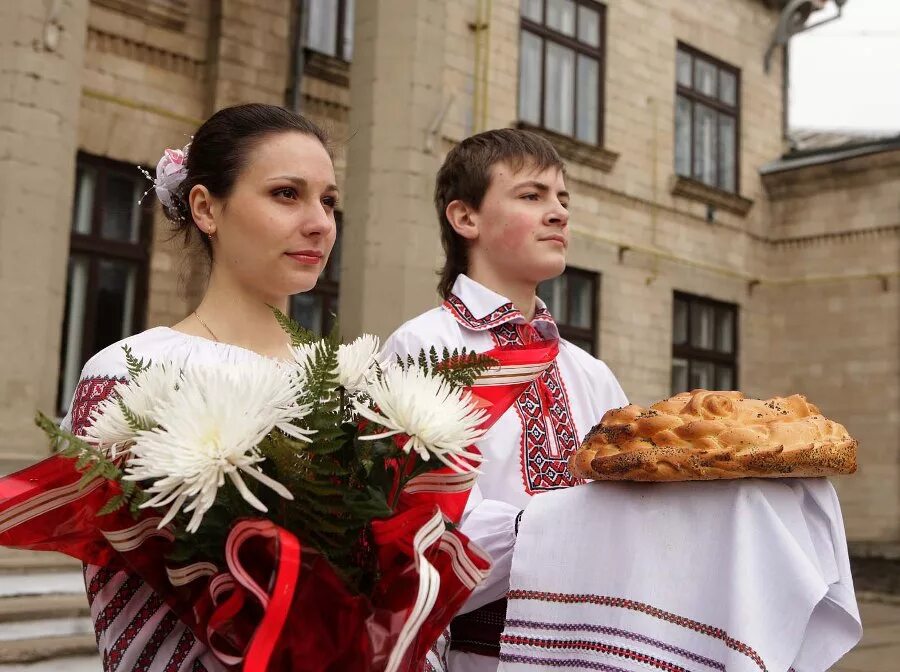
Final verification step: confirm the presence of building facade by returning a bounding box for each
[0,0,897,550]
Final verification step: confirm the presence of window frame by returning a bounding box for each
[671,291,739,394]
[675,42,742,194]
[290,215,341,337]
[58,153,154,413]
[305,0,354,62]
[538,266,600,356]
[519,0,607,146]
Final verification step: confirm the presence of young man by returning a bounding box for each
[383,129,628,672]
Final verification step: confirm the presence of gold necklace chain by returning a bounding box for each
[193,310,219,342]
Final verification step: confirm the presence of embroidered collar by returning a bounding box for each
[442,274,558,339]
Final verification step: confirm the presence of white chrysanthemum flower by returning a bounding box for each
[124,359,313,533]
[355,366,486,474]
[289,342,318,376]
[337,334,380,392]
[83,363,181,452]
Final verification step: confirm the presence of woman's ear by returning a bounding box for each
[446,199,479,241]
[189,184,218,236]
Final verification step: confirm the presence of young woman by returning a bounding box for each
[62,103,338,671]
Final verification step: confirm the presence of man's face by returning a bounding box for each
[470,160,570,286]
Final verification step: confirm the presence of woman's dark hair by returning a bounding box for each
[433,128,564,298]
[162,103,330,260]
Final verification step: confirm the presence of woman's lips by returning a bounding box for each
[286,251,323,265]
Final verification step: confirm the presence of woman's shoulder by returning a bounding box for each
[78,327,194,379]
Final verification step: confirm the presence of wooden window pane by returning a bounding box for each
[307,0,339,56]
[675,95,692,177]
[519,30,543,125]
[544,41,575,135]
[100,174,140,242]
[673,297,688,345]
[690,302,715,350]
[291,292,324,335]
[521,0,543,22]
[693,102,718,186]
[568,273,593,329]
[676,48,692,87]
[341,0,354,60]
[576,54,599,144]
[538,274,567,323]
[58,255,90,412]
[690,360,715,390]
[546,0,576,36]
[93,259,137,356]
[719,69,737,106]
[577,5,600,47]
[716,307,735,353]
[570,338,593,354]
[716,365,734,391]
[694,57,717,98]
[72,166,96,234]
[672,357,689,394]
[719,113,737,192]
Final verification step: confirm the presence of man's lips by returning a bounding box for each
[540,234,568,247]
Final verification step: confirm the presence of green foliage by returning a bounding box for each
[35,411,145,518]
[39,312,498,597]
[271,305,317,347]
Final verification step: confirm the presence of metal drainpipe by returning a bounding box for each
[289,0,310,112]
[472,0,492,134]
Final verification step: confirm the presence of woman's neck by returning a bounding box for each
[175,267,293,359]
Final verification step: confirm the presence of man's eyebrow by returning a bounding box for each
[512,180,569,199]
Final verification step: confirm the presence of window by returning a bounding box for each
[290,218,341,336]
[671,293,738,394]
[675,44,740,193]
[58,154,152,413]
[538,267,599,355]
[305,0,354,61]
[519,0,605,145]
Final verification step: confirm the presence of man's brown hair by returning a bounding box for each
[434,128,565,298]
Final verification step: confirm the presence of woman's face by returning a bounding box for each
[201,132,338,301]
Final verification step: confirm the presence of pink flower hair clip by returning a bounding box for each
[139,143,191,212]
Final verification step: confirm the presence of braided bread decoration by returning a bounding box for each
[569,390,857,482]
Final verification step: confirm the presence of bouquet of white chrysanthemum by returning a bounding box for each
[0,310,565,672]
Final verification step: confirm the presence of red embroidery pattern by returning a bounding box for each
[163,627,198,672]
[106,592,164,671]
[443,294,521,330]
[500,634,691,672]
[86,566,119,607]
[94,573,143,636]
[130,609,180,672]
[490,324,581,494]
[507,590,768,672]
[69,376,125,436]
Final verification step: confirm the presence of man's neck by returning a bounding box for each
[465,267,538,322]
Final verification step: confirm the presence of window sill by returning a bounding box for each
[94,0,188,30]
[670,175,753,217]
[516,122,619,173]
[303,49,350,88]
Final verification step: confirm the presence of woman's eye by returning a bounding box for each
[274,187,297,200]
[322,195,338,209]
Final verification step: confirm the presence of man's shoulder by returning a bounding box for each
[387,306,457,345]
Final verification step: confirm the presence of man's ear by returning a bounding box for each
[445,199,479,241]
